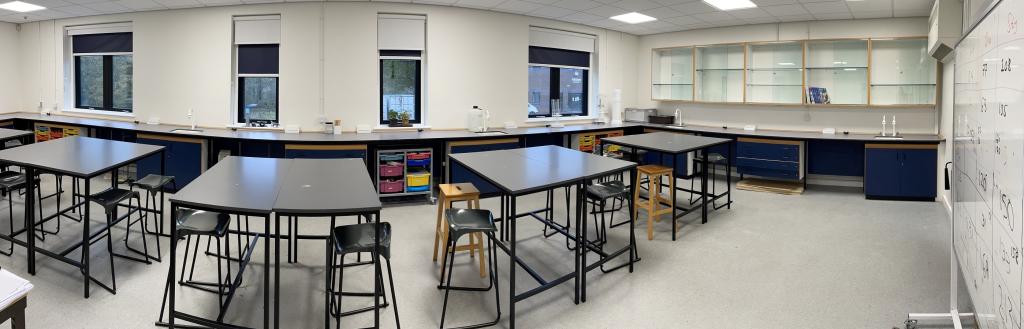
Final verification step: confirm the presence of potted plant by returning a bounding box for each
[387,110,401,127]
[399,112,411,127]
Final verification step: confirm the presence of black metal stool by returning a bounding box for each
[324,222,400,329]
[84,187,145,294]
[690,153,727,208]
[0,171,41,256]
[438,208,500,329]
[586,180,630,247]
[157,209,233,323]
[128,174,175,262]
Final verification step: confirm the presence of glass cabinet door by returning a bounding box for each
[746,41,803,104]
[652,47,694,101]
[696,44,744,103]
[805,39,869,105]
[869,38,937,105]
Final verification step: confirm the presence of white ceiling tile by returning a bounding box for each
[153,0,200,8]
[743,16,778,24]
[551,0,599,10]
[774,13,814,21]
[851,10,890,19]
[801,1,848,14]
[83,1,133,13]
[753,0,797,5]
[648,0,692,5]
[561,11,603,23]
[411,0,455,4]
[892,0,930,11]
[762,3,808,16]
[584,5,629,17]
[727,7,771,19]
[667,0,715,14]
[243,0,283,4]
[52,4,100,14]
[638,6,685,18]
[609,0,661,11]
[692,10,734,23]
[845,0,890,12]
[63,0,108,5]
[24,0,76,8]
[374,0,412,3]
[812,11,851,20]
[493,0,543,13]
[664,14,700,25]
[527,4,575,17]
[116,0,165,10]
[456,0,504,9]
[587,18,626,28]
[523,0,559,5]
[202,0,244,5]
[893,8,929,17]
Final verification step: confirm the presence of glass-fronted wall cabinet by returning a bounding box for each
[696,44,744,103]
[652,47,694,101]
[869,38,937,105]
[804,39,868,105]
[746,41,803,104]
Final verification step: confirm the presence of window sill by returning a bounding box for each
[525,115,595,123]
[225,123,284,131]
[374,124,432,130]
[62,108,135,118]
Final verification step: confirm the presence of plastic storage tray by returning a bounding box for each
[406,185,430,192]
[379,179,404,193]
[407,152,430,160]
[407,173,430,186]
[406,159,430,167]
[379,164,404,177]
[379,154,405,162]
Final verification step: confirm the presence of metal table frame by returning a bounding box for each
[601,133,733,241]
[450,147,637,328]
[0,136,165,298]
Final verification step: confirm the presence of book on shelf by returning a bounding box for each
[807,87,831,104]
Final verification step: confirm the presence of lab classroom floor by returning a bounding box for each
[0,176,950,328]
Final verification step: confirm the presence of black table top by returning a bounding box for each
[450,145,636,195]
[0,136,163,177]
[171,156,291,214]
[602,132,731,154]
[274,158,381,215]
[0,128,31,142]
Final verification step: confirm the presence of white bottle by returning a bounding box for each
[881,115,887,136]
[674,108,682,126]
[891,115,897,137]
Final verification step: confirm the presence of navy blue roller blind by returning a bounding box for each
[72,33,132,53]
[529,46,589,68]
[238,44,279,74]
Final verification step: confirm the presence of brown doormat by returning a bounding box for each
[736,178,805,195]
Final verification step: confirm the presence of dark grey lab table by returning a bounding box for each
[449,145,637,328]
[0,136,165,298]
[272,158,383,329]
[165,156,287,329]
[601,132,733,239]
[0,128,32,148]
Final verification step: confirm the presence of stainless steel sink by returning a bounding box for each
[170,128,204,134]
[873,136,904,140]
[474,131,507,136]
[663,125,687,130]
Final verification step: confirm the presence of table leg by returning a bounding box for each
[168,203,177,327]
[671,154,678,241]
[83,176,90,298]
[701,151,709,224]
[628,167,636,273]
[25,167,34,276]
[727,142,732,209]
[264,213,270,328]
[509,194,517,329]
[274,213,281,329]
[573,184,580,305]
[373,211,381,328]
[579,180,588,303]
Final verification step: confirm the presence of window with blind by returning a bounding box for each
[70,30,133,113]
[234,16,280,125]
[378,14,425,125]
[527,28,595,119]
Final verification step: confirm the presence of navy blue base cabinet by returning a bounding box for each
[135,134,207,191]
[284,144,367,161]
[447,138,520,195]
[864,144,937,200]
[736,137,804,181]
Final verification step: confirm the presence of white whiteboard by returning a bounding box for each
[954,0,1024,328]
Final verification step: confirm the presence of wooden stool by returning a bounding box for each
[633,165,675,240]
[434,183,486,277]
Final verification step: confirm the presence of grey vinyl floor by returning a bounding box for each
[0,175,950,329]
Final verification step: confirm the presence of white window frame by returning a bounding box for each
[63,23,135,117]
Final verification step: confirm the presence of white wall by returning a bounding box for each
[14,2,639,131]
[0,22,19,113]
[636,18,940,134]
